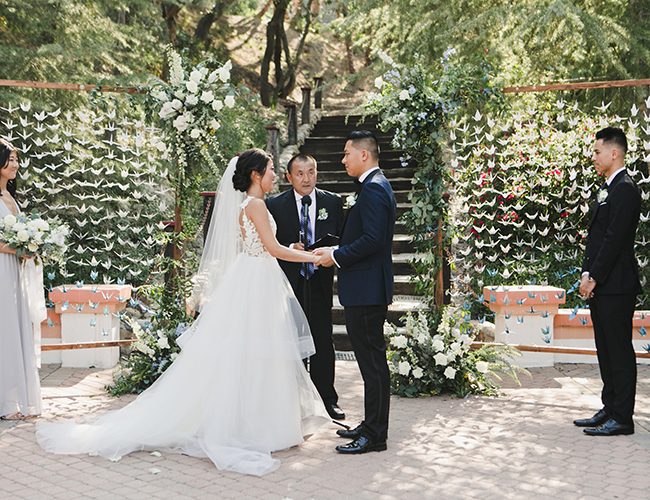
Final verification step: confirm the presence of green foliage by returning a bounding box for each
[386,307,527,398]
[335,0,650,114]
[363,48,504,309]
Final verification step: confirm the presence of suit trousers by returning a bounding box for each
[344,305,390,441]
[589,293,637,426]
[297,272,338,405]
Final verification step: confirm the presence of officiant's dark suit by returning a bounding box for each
[265,155,344,418]
[576,127,642,436]
[316,131,396,453]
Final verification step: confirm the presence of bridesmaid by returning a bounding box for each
[0,138,42,420]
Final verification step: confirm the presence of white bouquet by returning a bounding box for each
[0,210,69,264]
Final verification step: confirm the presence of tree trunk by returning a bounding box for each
[194,0,236,43]
[345,37,355,74]
[162,3,182,46]
[260,0,290,106]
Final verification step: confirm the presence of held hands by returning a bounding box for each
[579,274,596,299]
[313,247,335,267]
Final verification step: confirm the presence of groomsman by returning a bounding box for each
[576,127,642,436]
[316,131,396,454]
[266,154,345,420]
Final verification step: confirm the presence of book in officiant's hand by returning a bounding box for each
[307,234,339,251]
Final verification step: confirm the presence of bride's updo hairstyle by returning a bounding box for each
[232,148,272,192]
[0,138,18,198]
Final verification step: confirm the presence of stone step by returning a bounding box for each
[331,295,427,328]
[301,150,406,162]
[314,159,411,171]
[314,167,417,182]
[333,274,418,296]
[312,178,414,193]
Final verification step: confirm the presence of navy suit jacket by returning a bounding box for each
[581,170,642,296]
[266,188,343,306]
[335,169,396,307]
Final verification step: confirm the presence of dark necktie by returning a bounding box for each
[300,204,314,280]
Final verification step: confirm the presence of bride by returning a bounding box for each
[36,149,330,476]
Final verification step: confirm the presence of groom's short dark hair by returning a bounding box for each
[347,130,380,160]
[596,127,627,156]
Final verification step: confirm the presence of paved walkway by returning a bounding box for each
[1,361,649,500]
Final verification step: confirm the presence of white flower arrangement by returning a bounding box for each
[344,194,357,209]
[317,208,329,221]
[148,46,240,177]
[597,189,608,203]
[0,210,69,264]
[385,306,526,397]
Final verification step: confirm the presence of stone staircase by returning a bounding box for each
[279,114,425,350]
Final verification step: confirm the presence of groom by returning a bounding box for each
[316,130,396,454]
[266,154,345,420]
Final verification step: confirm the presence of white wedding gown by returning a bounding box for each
[36,197,329,476]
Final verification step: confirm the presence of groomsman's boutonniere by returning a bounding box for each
[345,194,357,209]
[597,189,608,204]
[317,208,328,221]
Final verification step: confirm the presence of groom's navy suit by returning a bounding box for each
[582,169,642,426]
[334,168,396,441]
[266,188,344,406]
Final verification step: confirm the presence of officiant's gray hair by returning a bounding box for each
[286,154,317,174]
[347,130,380,160]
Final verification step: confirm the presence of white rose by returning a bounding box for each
[390,335,408,349]
[434,352,448,366]
[37,219,49,231]
[189,69,203,83]
[3,214,16,228]
[212,99,224,112]
[13,222,27,232]
[154,91,169,102]
[433,339,445,352]
[444,366,457,380]
[157,335,169,350]
[476,361,489,374]
[27,243,38,252]
[200,90,214,103]
[27,220,39,232]
[17,229,30,242]
[450,342,462,355]
[171,99,183,111]
[172,115,189,132]
[218,63,231,83]
[186,80,198,93]
[209,119,220,131]
[398,360,411,376]
[185,94,198,106]
[451,327,461,338]
[190,129,202,139]
[447,352,457,363]
[399,89,410,100]
[174,90,185,100]
[155,141,166,152]
[374,76,384,89]
[208,70,218,83]
[51,234,65,246]
[412,367,424,379]
[33,232,43,243]
[159,102,176,119]
[224,95,236,108]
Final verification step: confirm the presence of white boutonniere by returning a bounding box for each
[345,194,357,209]
[597,189,608,204]
[317,208,328,221]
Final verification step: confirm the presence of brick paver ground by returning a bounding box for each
[1,361,649,500]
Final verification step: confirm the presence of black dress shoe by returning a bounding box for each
[336,436,387,454]
[573,409,610,427]
[336,422,364,439]
[583,418,634,436]
[326,403,345,420]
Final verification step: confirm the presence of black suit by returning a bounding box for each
[582,170,642,426]
[334,169,396,441]
[266,188,344,406]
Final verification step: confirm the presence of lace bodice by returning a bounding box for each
[240,197,276,258]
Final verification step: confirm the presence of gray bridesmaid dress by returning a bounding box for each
[0,198,42,418]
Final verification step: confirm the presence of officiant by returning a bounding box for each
[266,154,345,420]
